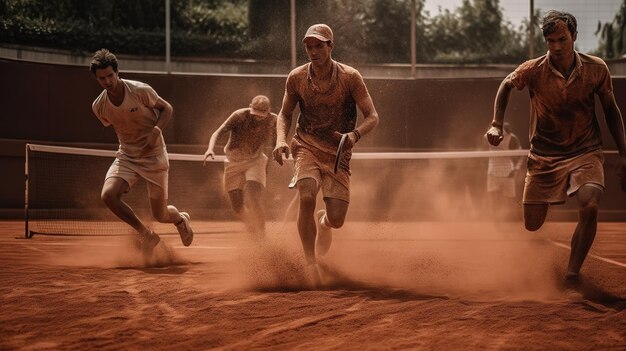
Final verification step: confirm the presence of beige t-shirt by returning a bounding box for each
[285,60,372,156]
[217,108,277,162]
[509,52,612,157]
[92,79,165,158]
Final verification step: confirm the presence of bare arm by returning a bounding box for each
[203,115,233,163]
[273,90,298,165]
[145,97,173,151]
[349,93,379,145]
[486,77,514,146]
[599,90,626,157]
[154,97,173,131]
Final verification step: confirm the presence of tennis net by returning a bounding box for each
[25,143,539,237]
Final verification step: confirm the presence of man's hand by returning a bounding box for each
[273,141,290,166]
[333,131,356,150]
[485,126,504,146]
[203,149,215,166]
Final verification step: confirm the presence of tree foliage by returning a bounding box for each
[596,0,626,58]
[0,0,550,64]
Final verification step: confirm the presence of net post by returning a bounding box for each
[24,143,32,238]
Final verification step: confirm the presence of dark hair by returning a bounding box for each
[541,10,577,37]
[90,49,118,75]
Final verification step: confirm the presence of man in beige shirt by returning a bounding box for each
[91,49,193,258]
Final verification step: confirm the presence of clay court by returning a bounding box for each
[1,219,625,350]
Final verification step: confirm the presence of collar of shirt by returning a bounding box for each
[544,50,583,85]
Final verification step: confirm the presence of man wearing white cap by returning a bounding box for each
[204,95,277,238]
[273,24,380,266]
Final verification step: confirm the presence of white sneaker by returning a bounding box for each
[176,212,193,246]
[315,210,332,256]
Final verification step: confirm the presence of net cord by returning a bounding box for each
[27,143,618,161]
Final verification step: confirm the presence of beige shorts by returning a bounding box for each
[523,150,604,204]
[105,152,169,199]
[487,175,516,198]
[291,144,350,203]
[223,154,267,192]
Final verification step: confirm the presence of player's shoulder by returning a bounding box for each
[92,89,108,109]
[578,52,608,67]
[123,79,155,95]
[287,64,309,79]
[517,54,547,71]
[335,61,362,77]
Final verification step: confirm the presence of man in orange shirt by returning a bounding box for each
[485,11,626,285]
[273,24,379,267]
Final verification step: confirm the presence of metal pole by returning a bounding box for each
[529,0,535,59]
[410,0,416,78]
[290,0,296,69]
[166,0,171,73]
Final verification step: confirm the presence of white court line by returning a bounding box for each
[549,240,626,269]
[26,242,235,250]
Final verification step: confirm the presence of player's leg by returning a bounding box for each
[146,164,193,246]
[566,184,602,279]
[523,203,548,231]
[322,198,349,229]
[101,176,150,235]
[296,178,319,264]
[227,189,245,216]
[244,180,266,237]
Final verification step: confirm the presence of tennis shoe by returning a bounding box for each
[176,212,194,246]
[315,210,332,256]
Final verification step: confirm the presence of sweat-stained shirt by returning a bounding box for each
[92,79,165,158]
[285,60,372,157]
[215,108,277,162]
[508,51,613,158]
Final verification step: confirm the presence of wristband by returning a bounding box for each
[352,129,362,142]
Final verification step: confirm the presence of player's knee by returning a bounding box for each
[579,202,599,220]
[325,211,346,228]
[100,189,118,206]
[299,192,316,209]
[151,208,169,223]
[231,202,244,215]
[524,219,543,232]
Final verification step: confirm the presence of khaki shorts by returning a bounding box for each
[487,175,516,198]
[105,152,169,200]
[523,150,604,204]
[223,154,267,192]
[291,144,350,203]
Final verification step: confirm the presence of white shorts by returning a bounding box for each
[105,152,169,199]
[223,154,267,192]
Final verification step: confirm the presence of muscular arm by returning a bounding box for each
[276,91,297,145]
[353,94,379,140]
[599,90,626,157]
[273,90,298,165]
[153,97,173,131]
[486,77,514,146]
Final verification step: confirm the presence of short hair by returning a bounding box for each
[90,49,118,75]
[541,10,577,37]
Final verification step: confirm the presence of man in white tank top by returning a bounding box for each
[487,122,523,219]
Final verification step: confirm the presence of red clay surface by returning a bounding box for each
[1,220,625,350]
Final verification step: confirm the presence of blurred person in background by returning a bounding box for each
[203,95,277,238]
